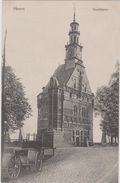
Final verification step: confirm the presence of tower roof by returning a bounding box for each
[54,64,74,86]
[41,64,74,92]
[71,3,79,25]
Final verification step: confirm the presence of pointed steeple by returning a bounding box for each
[65,9,83,69]
[68,6,80,45]
[73,3,76,22]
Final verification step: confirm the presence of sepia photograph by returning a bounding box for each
[1,1,119,182]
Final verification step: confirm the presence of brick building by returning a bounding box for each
[37,13,94,147]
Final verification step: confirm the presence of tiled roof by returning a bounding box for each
[53,64,74,86]
[39,64,74,93]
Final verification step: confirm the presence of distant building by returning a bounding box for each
[37,12,94,147]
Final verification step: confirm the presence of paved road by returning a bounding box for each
[3,146,118,183]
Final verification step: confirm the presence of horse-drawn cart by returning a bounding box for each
[2,139,44,179]
[2,130,55,180]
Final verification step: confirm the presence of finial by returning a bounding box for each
[73,3,76,22]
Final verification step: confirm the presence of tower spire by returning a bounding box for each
[65,9,83,67]
[73,3,76,22]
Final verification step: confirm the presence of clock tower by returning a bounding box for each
[65,11,83,69]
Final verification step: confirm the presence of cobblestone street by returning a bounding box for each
[4,146,118,183]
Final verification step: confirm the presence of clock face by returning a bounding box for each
[66,45,82,60]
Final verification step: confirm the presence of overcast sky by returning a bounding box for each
[3,1,120,140]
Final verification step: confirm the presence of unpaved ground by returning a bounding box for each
[3,146,118,183]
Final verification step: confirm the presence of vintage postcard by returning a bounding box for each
[1,1,119,182]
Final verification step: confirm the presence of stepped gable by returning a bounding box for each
[83,71,92,93]
[53,64,74,86]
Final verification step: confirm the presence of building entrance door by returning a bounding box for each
[76,137,80,146]
[84,136,87,147]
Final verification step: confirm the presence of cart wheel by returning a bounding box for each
[2,153,21,179]
[35,152,43,172]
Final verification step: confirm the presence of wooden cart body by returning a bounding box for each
[2,131,55,180]
[2,140,44,180]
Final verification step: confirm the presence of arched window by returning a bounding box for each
[72,25,74,31]
[77,37,79,43]
[72,36,74,43]
[74,36,76,43]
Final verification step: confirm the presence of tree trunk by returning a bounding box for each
[101,131,106,144]
[108,135,110,144]
[111,136,113,145]
[115,136,117,144]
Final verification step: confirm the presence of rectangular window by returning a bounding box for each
[88,130,89,136]
[74,117,77,122]
[84,108,86,117]
[70,92,72,98]
[73,136,75,142]
[82,107,86,117]
[74,105,77,114]
[74,79,76,88]
[73,130,75,142]
[66,116,69,122]
[82,107,84,117]
[81,131,83,141]
[86,108,88,118]
[73,130,74,135]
